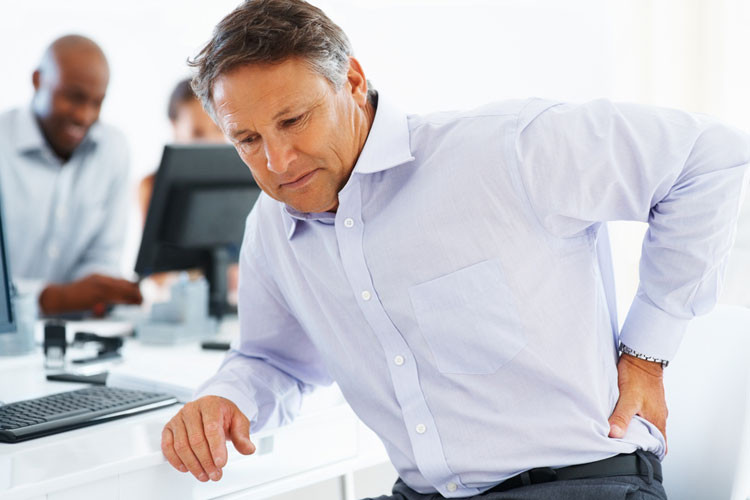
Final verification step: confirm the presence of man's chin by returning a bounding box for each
[52,135,84,158]
[285,197,339,214]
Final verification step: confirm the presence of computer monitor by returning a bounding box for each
[135,144,261,318]
[0,192,14,334]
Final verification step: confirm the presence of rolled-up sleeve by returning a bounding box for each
[516,99,750,360]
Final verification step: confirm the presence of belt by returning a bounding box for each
[489,451,662,493]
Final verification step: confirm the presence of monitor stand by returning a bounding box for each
[204,247,237,320]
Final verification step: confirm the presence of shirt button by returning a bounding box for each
[393,355,405,366]
[343,218,354,228]
[446,482,458,493]
[361,290,371,301]
[415,423,426,434]
[47,244,59,259]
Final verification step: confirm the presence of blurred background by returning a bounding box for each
[1,0,748,326]
[2,2,749,498]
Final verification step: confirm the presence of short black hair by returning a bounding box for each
[167,78,197,121]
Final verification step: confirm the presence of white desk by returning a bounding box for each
[0,337,389,500]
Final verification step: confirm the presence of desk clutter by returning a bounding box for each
[136,275,218,344]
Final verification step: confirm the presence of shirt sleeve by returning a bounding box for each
[515,99,750,361]
[194,204,334,431]
[72,130,131,279]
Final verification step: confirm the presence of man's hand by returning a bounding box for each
[39,273,142,315]
[608,353,668,448]
[161,396,256,482]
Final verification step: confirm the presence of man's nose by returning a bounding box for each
[71,102,100,128]
[264,138,297,174]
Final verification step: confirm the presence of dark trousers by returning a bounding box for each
[362,452,668,500]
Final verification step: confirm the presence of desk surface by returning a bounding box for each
[0,329,388,500]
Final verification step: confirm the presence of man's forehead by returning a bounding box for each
[53,51,109,86]
[213,66,329,132]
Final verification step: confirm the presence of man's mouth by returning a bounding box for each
[281,169,319,189]
[62,123,87,143]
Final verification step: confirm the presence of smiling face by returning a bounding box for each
[32,45,109,161]
[211,57,373,213]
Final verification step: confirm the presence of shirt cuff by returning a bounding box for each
[14,278,47,309]
[193,381,260,426]
[619,295,691,361]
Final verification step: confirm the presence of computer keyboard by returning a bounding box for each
[0,386,178,443]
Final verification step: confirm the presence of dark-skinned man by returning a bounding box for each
[0,35,141,316]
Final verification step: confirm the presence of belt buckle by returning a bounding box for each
[528,467,557,484]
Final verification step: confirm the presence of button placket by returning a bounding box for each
[333,176,470,495]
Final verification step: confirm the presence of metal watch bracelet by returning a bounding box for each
[619,343,669,368]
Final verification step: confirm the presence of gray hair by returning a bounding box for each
[189,0,354,118]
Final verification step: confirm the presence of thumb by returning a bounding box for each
[229,411,256,455]
[608,398,638,439]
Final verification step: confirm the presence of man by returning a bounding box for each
[160,1,750,498]
[0,35,142,315]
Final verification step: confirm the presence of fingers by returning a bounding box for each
[180,405,224,481]
[203,405,229,469]
[229,410,256,455]
[170,413,211,481]
[99,277,142,304]
[161,426,188,473]
[608,393,638,439]
[160,397,245,482]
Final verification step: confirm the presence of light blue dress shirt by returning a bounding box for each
[196,95,750,497]
[0,107,130,294]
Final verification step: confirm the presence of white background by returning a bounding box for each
[1,0,749,322]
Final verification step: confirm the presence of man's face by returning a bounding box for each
[211,57,369,213]
[32,50,109,159]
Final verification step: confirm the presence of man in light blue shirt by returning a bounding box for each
[0,35,142,315]
[160,1,750,498]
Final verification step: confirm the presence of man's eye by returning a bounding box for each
[282,115,304,127]
[241,136,257,145]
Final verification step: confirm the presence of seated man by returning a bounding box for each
[0,35,141,315]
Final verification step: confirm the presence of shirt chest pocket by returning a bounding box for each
[408,258,526,375]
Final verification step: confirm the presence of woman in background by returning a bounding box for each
[138,79,237,304]
[138,78,225,220]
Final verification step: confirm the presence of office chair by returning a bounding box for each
[660,304,750,500]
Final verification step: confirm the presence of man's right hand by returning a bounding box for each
[38,273,142,315]
[161,396,256,482]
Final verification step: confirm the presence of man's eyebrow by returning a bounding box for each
[273,106,297,121]
[228,127,251,139]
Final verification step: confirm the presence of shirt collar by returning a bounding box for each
[282,92,415,239]
[15,106,102,156]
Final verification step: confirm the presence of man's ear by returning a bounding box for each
[346,57,368,107]
[32,70,41,91]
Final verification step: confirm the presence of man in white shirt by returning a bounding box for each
[160,1,750,498]
[0,35,141,315]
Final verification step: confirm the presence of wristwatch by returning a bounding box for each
[619,343,669,368]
